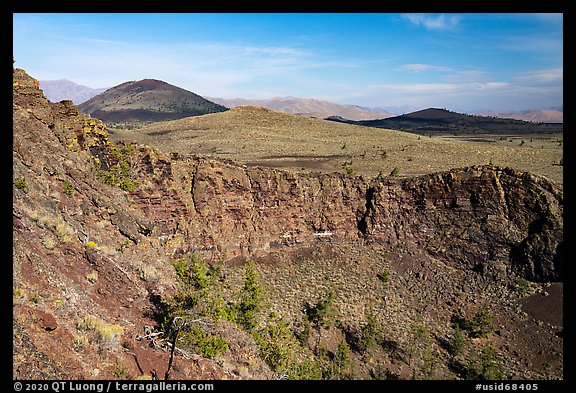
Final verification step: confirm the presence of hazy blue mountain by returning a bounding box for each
[40,79,109,104]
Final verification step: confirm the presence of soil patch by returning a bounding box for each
[519,283,563,327]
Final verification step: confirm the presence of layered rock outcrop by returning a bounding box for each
[130,148,562,282]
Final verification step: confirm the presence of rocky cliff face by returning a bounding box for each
[130,148,562,282]
[13,68,563,380]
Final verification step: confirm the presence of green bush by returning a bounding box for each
[96,144,139,192]
[357,305,381,353]
[377,270,389,284]
[464,343,503,380]
[448,323,466,356]
[463,304,494,338]
[294,318,312,346]
[14,177,27,191]
[160,253,234,334]
[341,161,356,176]
[236,260,264,331]
[328,339,351,378]
[407,320,430,366]
[304,288,336,328]
[63,180,74,195]
[254,313,300,373]
[179,325,228,359]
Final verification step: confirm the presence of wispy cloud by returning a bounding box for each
[402,14,461,31]
[373,81,509,94]
[444,69,492,83]
[514,67,563,84]
[18,32,357,98]
[496,34,563,55]
[399,63,454,73]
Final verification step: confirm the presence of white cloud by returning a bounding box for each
[399,63,454,73]
[354,79,515,111]
[514,67,563,84]
[402,14,461,31]
[18,35,330,96]
[373,81,509,94]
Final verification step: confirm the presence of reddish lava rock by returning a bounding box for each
[41,312,58,332]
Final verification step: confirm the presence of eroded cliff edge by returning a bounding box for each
[130,147,562,282]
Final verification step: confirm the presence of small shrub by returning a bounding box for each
[63,180,74,195]
[237,260,264,331]
[407,320,430,366]
[463,304,494,338]
[341,161,356,176]
[371,364,399,380]
[72,335,87,352]
[112,362,130,379]
[357,305,381,353]
[324,339,351,379]
[86,270,99,283]
[464,343,503,380]
[448,323,466,356]
[419,349,442,379]
[513,278,533,296]
[305,288,336,328]
[294,318,312,346]
[85,241,98,249]
[254,313,300,373]
[377,270,389,284]
[76,315,123,348]
[96,144,139,192]
[179,325,228,359]
[55,221,75,243]
[167,253,235,324]
[14,177,27,191]
[29,292,42,304]
[41,234,57,249]
[289,358,323,380]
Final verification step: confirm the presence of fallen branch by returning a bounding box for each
[164,317,186,380]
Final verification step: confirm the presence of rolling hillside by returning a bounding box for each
[110,105,563,185]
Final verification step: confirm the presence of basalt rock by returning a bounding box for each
[130,150,562,282]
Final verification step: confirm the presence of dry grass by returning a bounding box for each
[110,106,563,186]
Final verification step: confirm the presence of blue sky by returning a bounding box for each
[13,13,563,112]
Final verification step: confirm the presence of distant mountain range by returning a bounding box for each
[77,79,227,126]
[327,108,563,135]
[472,109,563,124]
[39,79,108,104]
[205,96,395,121]
[41,78,563,124]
